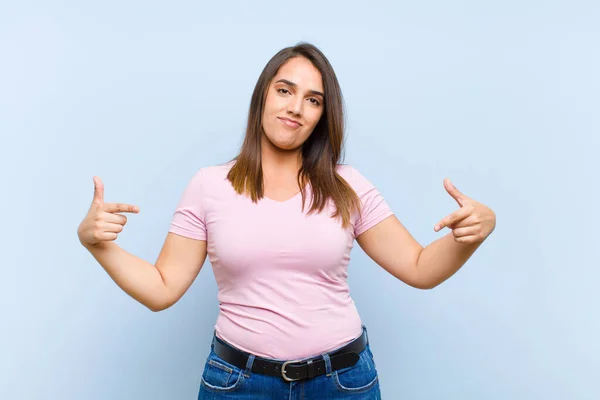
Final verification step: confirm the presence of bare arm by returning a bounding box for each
[78,176,207,311]
[85,233,207,311]
[357,179,495,289]
[412,233,481,288]
[356,215,426,288]
[357,215,485,289]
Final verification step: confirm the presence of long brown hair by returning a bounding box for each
[227,42,361,228]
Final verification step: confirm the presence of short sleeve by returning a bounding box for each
[168,169,207,241]
[351,167,394,237]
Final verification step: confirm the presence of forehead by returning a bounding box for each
[273,57,323,91]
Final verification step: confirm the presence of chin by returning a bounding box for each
[264,131,303,151]
[273,140,301,152]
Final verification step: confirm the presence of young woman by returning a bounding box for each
[77,42,496,399]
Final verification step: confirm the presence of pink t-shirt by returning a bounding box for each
[168,162,393,359]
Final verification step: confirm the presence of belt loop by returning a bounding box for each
[362,324,369,344]
[321,353,333,377]
[306,359,314,379]
[244,354,255,378]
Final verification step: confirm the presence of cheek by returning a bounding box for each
[266,94,286,112]
[261,103,277,128]
[262,94,278,118]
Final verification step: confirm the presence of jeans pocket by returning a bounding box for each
[333,348,379,394]
[200,351,244,393]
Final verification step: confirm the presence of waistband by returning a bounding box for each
[211,326,369,382]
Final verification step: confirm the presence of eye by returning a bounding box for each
[308,98,321,106]
[277,88,290,94]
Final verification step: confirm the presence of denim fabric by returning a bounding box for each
[198,325,381,399]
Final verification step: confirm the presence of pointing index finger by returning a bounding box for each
[435,207,471,232]
[104,203,140,214]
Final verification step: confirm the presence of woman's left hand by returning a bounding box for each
[434,178,496,244]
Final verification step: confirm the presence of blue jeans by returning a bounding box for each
[198,325,381,399]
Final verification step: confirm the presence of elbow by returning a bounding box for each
[410,250,438,290]
[408,256,441,290]
[398,275,439,290]
[407,270,440,290]
[148,304,169,312]
[146,287,175,312]
[411,273,452,290]
[412,281,440,290]
[146,299,173,312]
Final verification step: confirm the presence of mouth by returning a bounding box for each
[278,117,302,129]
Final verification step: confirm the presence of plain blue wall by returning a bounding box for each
[1,1,598,399]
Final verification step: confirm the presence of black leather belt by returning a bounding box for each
[212,329,367,382]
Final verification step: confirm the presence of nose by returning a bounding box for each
[286,95,303,117]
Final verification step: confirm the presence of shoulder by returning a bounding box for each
[335,163,357,182]
[199,160,235,179]
[335,164,372,191]
[188,160,235,185]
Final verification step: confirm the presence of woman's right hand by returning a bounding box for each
[77,177,140,249]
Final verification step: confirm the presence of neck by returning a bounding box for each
[260,135,302,176]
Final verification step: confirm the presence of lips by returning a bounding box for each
[278,117,301,128]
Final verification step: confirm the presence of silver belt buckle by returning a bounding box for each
[281,359,303,382]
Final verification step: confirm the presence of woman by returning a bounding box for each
[77,42,496,399]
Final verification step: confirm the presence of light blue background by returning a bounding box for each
[1,1,598,399]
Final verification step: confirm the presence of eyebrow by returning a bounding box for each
[275,79,324,98]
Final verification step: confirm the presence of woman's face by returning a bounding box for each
[261,57,325,152]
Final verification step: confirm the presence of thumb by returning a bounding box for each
[92,176,104,206]
[444,178,465,207]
